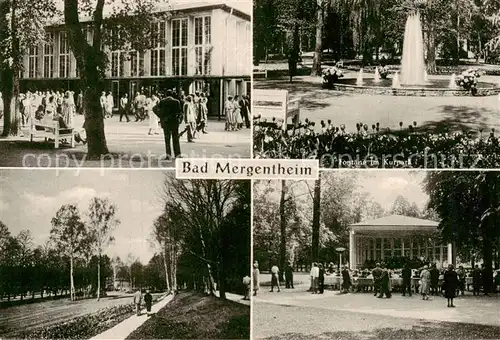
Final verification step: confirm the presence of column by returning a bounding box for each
[144,50,151,77]
[410,238,413,258]
[447,243,453,266]
[53,30,59,78]
[402,238,405,257]
[349,230,356,270]
[380,237,384,262]
[187,15,195,76]
[440,245,443,266]
[391,238,395,257]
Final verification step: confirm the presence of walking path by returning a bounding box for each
[215,291,250,306]
[90,294,174,340]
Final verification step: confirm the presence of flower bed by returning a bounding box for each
[254,118,500,168]
[18,304,135,339]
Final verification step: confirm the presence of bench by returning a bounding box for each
[253,70,268,79]
[30,119,75,149]
[253,89,300,130]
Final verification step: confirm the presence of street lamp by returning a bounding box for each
[336,247,346,271]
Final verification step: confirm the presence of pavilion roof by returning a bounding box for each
[351,214,439,228]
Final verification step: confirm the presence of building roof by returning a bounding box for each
[48,1,250,27]
[351,214,439,228]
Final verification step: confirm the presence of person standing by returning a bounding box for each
[285,262,294,289]
[270,264,281,293]
[473,264,482,296]
[443,264,459,308]
[146,94,159,135]
[224,96,235,131]
[181,96,196,142]
[119,93,130,122]
[311,263,319,294]
[457,265,466,296]
[99,91,107,118]
[430,264,440,296]
[253,261,260,297]
[154,90,183,161]
[133,289,143,316]
[341,266,351,294]
[242,275,251,300]
[239,95,250,129]
[420,265,431,300]
[401,263,412,297]
[144,289,153,315]
[372,263,382,297]
[377,265,392,298]
[318,263,325,294]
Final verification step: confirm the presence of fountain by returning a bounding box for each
[374,67,381,83]
[449,73,457,89]
[400,12,426,85]
[356,69,364,86]
[392,71,401,88]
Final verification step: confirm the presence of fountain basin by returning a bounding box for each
[325,77,500,96]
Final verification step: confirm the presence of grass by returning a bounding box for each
[126,291,250,340]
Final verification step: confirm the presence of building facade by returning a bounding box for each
[348,215,454,270]
[19,2,251,117]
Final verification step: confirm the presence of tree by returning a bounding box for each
[424,171,500,293]
[50,204,88,301]
[63,0,168,157]
[311,0,324,76]
[311,177,321,262]
[0,0,57,136]
[16,229,34,300]
[390,195,421,217]
[86,197,119,301]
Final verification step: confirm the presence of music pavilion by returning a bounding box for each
[19,1,251,118]
[348,215,454,270]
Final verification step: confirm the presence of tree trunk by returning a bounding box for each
[163,248,170,292]
[1,0,21,137]
[70,255,75,301]
[64,0,109,158]
[198,224,215,295]
[279,180,287,282]
[426,17,437,74]
[97,253,101,301]
[311,177,321,263]
[311,0,324,76]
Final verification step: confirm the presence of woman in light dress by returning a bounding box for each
[252,261,260,297]
[199,93,208,134]
[183,95,196,142]
[420,265,431,300]
[147,94,159,135]
[62,91,74,128]
[233,95,242,130]
[224,96,235,131]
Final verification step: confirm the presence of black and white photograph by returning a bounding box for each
[0,170,250,339]
[252,171,500,339]
[253,0,500,168]
[0,0,251,167]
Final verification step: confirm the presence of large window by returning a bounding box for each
[59,31,70,78]
[111,51,125,77]
[150,21,166,76]
[43,33,54,78]
[28,46,39,78]
[130,51,138,77]
[194,16,212,75]
[172,18,188,76]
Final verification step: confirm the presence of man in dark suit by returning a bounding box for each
[372,263,382,297]
[401,263,412,297]
[154,90,183,160]
[473,264,482,296]
[318,263,325,294]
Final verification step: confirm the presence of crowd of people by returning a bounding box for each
[1,87,250,153]
[259,261,500,307]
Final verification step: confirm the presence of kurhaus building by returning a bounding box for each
[19,2,251,118]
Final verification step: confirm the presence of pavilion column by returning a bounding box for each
[440,245,444,266]
[381,237,384,262]
[349,230,356,270]
[402,238,405,257]
[447,243,453,266]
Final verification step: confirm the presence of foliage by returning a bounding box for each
[424,171,500,292]
[253,118,500,168]
[455,68,481,92]
[159,176,250,297]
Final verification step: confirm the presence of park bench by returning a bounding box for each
[30,119,75,149]
[253,70,268,79]
[253,89,300,130]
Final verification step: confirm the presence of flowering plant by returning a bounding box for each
[455,68,481,92]
[253,116,500,168]
[322,66,344,87]
[379,66,390,79]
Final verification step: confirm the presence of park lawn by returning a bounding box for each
[126,291,250,340]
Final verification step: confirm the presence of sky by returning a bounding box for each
[352,170,429,211]
[0,170,167,264]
